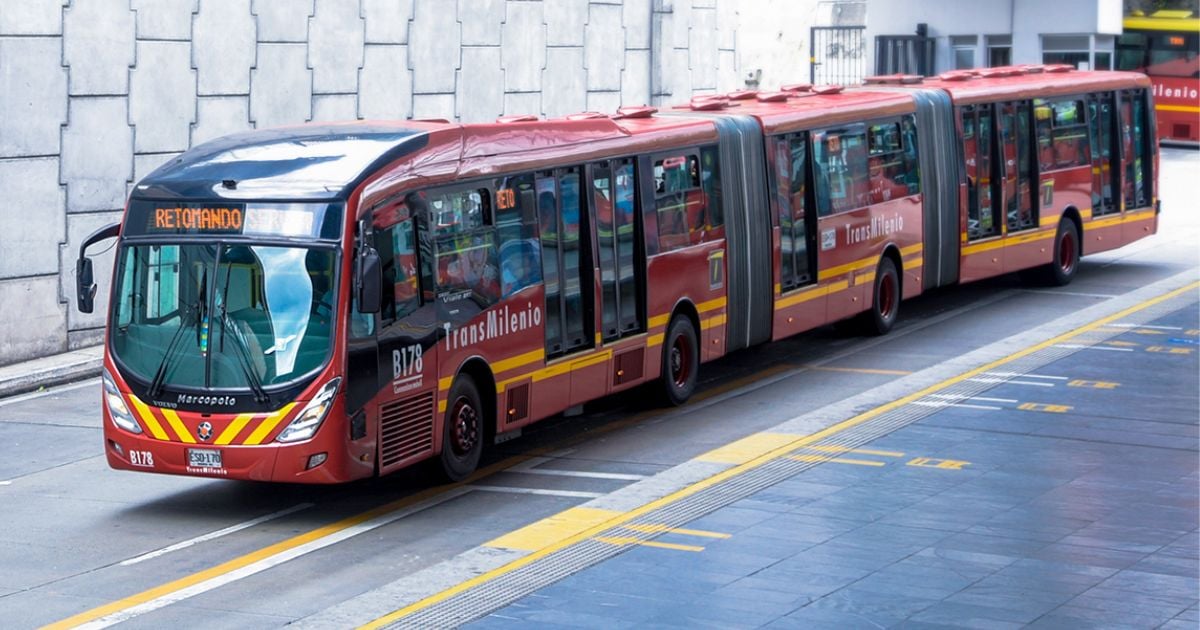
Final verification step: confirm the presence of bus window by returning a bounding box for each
[700,146,723,235]
[813,124,869,216]
[866,119,916,203]
[1088,93,1119,217]
[1012,101,1037,230]
[495,174,542,298]
[1034,100,1054,169]
[653,153,705,251]
[559,170,587,350]
[1049,99,1090,169]
[613,160,640,335]
[537,168,592,356]
[963,106,1001,240]
[900,115,921,196]
[430,188,499,308]
[1121,89,1152,208]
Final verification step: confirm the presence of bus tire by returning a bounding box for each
[439,375,483,482]
[861,256,900,336]
[660,315,699,406]
[1046,219,1080,286]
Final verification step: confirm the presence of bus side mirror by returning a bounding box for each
[77,257,96,314]
[76,222,121,314]
[356,246,382,314]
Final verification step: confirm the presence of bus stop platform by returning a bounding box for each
[293,278,1198,630]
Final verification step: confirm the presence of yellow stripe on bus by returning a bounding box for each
[243,404,297,446]
[160,408,196,444]
[215,414,254,446]
[696,296,727,313]
[775,280,849,310]
[899,243,923,256]
[701,313,727,330]
[128,395,170,441]
[1157,104,1200,113]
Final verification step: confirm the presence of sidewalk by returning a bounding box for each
[0,345,104,399]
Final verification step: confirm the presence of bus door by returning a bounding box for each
[535,168,601,407]
[1000,101,1040,273]
[588,158,646,394]
[1088,92,1119,218]
[961,104,1003,279]
[1118,89,1156,242]
[367,200,442,476]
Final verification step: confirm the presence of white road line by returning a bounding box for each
[0,480,12,486]
[508,457,647,481]
[120,503,315,566]
[1024,290,1120,298]
[0,378,100,408]
[77,487,473,630]
[929,394,1018,403]
[984,372,1069,380]
[1108,323,1182,330]
[968,378,1055,387]
[912,401,1004,411]
[1054,344,1135,352]
[468,485,605,499]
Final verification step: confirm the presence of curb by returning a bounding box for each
[0,348,104,399]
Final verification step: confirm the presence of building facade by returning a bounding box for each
[0,0,740,367]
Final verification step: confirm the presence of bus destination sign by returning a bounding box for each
[126,200,343,239]
[152,205,244,233]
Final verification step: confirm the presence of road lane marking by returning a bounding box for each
[912,401,1004,411]
[623,524,731,539]
[968,377,1055,387]
[984,372,1068,380]
[468,485,605,499]
[929,394,1018,403]
[1055,343,1135,352]
[119,503,315,566]
[1018,402,1074,413]
[1110,323,1181,330]
[805,445,905,457]
[508,457,648,481]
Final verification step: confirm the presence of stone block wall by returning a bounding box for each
[0,0,740,367]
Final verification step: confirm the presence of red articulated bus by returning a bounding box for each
[1118,9,1200,144]
[76,66,1158,484]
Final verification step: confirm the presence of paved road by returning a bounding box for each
[0,149,1195,628]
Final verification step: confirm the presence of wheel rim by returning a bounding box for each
[1059,229,1076,275]
[449,397,478,457]
[879,272,897,320]
[670,335,691,389]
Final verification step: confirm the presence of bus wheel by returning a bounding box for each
[862,257,900,336]
[440,375,483,482]
[1047,219,1079,286]
[660,315,699,406]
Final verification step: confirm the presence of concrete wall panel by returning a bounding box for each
[503,91,542,117]
[312,94,359,121]
[61,98,133,213]
[132,0,198,40]
[584,3,623,92]
[689,7,717,90]
[360,45,413,120]
[130,41,197,153]
[621,48,650,106]
[0,0,66,36]
[253,0,314,42]
[192,96,253,145]
[0,37,68,158]
[501,1,545,92]
[457,47,504,123]
[194,0,256,95]
[460,0,504,47]
[0,157,65,279]
[543,46,586,118]
[309,0,366,94]
[586,90,621,115]
[412,93,455,119]
[60,211,124,334]
[624,0,651,49]
[250,44,313,128]
[363,0,412,44]
[0,276,67,364]
[410,0,460,93]
[546,0,586,47]
[63,0,136,95]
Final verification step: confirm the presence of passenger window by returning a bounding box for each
[654,153,708,251]
[494,174,543,297]
[866,119,918,203]
[1050,99,1091,169]
[813,124,869,216]
[428,188,500,307]
[700,146,723,232]
[371,195,426,325]
[769,133,812,291]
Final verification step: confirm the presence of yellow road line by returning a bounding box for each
[624,524,731,539]
[791,454,886,467]
[359,280,1199,629]
[593,536,705,552]
[806,444,905,457]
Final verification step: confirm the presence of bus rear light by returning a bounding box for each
[306,453,328,470]
[276,377,341,443]
[103,370,142,435]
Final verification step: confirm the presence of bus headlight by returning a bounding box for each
[103,370,142,434]
[276,377,341,443]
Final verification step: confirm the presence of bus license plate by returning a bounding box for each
[188,448,222,469]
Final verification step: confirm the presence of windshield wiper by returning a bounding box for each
[217,304,270,404]
[147,302,200,400]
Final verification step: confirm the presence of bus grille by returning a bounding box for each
[379,391,435,469]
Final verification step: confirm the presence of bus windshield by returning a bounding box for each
[1117,31,1200,77]
[110,243,337,392]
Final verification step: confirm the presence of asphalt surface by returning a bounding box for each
[0,148,1195,629]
